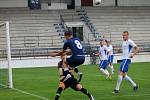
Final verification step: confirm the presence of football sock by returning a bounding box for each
[80,88,91,98]
[115,75,123,90]
[55,87,63,100]
[124,75,136,87]
[110,65,114,74]
[104,69,110,76]
[100,68,109,76]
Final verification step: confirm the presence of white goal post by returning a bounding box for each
[0,21,13,88]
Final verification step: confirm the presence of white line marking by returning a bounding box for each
[0,84,49,100]
[75,93,150,100]
[96,93,150,99]
[86,74,150,81]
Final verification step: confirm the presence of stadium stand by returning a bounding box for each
[0,6,150,59]
[0,8,81,59]
[83,6,150,47]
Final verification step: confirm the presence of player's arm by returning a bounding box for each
[49,50,62,57]
[94,52,99,56]
[62,48,72,56]
[131,46,139,58]
[129,40,139,58]
[58,68,65,82]
[94,50,101,56]
[49,40,70,57]
[107,47,111,55]
[60,42,72,56]
[58,66,72,82]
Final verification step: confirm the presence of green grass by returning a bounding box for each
[0,62,150,100]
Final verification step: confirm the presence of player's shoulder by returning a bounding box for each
[108,45,113,48]
[73,37,81,41]
[103,45,108,50]
[128,39,137,47]
[66,38,74,43]
[110,44,113,47]
[128,39,134,43]
[64,40,70,46]
[103,45,107,48]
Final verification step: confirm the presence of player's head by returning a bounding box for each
[100,39,105,46]
[64,31,73,40]
[106,40,111,46]
[122,31,129,41]
[104,39,108,45]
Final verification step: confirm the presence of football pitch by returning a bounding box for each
[0,62,150,100]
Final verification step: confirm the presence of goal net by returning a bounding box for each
[0,21,13,88]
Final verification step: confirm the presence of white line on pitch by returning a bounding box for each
[87,74,150,81]
[96,93,150,99]
[0,84,49,100]
[75,93,150,100]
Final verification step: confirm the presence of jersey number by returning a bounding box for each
[75,40,83,49]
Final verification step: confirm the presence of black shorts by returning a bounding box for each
[64,78,79,91]
[67,56,85,68]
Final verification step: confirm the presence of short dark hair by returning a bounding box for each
[123,31,129,33]
[64,31,73,36]
[104,39,108,43]
[123,31,129,35]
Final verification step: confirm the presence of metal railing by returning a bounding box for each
[0,47,61,60]
[10,35,63,48]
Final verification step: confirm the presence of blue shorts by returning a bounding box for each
[120,59,131,73]
[67,56,85,68]
[108,55,114,63]
[99,60,108,69]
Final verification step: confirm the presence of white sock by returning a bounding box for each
[109,65,114,74]
[104,69,110,77]
[115,75,123,90]
[124,75,136,87]
[100,68,109,76]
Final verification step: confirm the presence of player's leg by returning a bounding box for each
[75,83,95,100]
[113,59,126,93]
[69,78,95,100]
[109,63,114,74]
[99,60,110,78]
[113,71,124,94]
[55,82,65,100]
[108,55,114,75]
[74,66,79,73]
[123,59,138,91]
[67,56,85,82]
[55,87,63,100]
[74,66,83,82]
[105,69,112,80]
[113,59,130,94]
[124,74,138,91]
